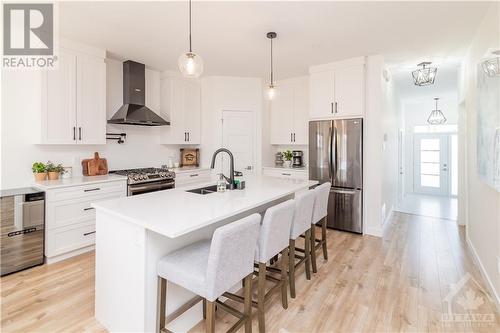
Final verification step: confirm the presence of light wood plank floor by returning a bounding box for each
[1,212,499,332]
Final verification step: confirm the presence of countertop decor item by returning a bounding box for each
[178,0,203,78]
[46,161,65,180]
[32,162,47,181]
[412,62,437,86]
[283,150,293,168]
[275,152,284,166]
[82,152,109,176]
[179,148,199,167]
[266,32,278,100]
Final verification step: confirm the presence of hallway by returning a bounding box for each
[396,193,458,220]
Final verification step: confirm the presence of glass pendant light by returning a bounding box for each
[481,50,500,77]
[428,98,447,125]
[412,62,437,86]
[178,0,203,78]
[266,32,277,100]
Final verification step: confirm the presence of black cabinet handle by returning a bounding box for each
[335,102,338,114]
[190,174,199,177]
[83,207,95,211]
[281,173,291,176]
[188,132,190,141]
[83,231,96,236]
[293,133,296,142]
[84,188,100,192]
[331,102,334,114]
[73,127,76,140]
[291,133,293,142]
[79,127,82,140]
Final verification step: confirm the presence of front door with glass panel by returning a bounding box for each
[413,134,449,195]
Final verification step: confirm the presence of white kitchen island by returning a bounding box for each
[92,175,317,333]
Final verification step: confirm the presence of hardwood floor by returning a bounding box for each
[1,212,499,332]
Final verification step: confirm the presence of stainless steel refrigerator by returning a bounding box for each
[309,119,363,233]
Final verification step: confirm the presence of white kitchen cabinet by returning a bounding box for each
[37,178,127,263]
[270,76,309,145]
[40,44,106,144]
[309,57,365,119]
[160,77,201,144]
[262,167,309,180]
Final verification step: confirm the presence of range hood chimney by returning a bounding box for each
[108,60,169,126]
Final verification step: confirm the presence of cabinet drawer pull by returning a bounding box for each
[83,231,96,236]
[281,173,291,176]
[84,188,100,192]
[187,132,190,142]
[331,102,334,114]
[79,127,82,140]
[190,174,199,177]
[335,102,338,113]
[73,127,76,141]
[83,207,95,211]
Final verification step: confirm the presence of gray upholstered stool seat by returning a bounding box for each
[310,182,331,273]
[156,214,261,333]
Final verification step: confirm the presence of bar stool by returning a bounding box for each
[310,182,331,273]
[225,199,294,333]
[288,189,316,298]
[156,214,261,333]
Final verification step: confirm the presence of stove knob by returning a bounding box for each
[133,176,138,181]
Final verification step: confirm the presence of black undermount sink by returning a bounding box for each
[186,184,227,195]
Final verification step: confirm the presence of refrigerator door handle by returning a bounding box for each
[328,124,333,182]
[331,189,357,195]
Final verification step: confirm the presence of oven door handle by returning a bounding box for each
[128,181,175,193]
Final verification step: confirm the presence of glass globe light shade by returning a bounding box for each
[267,85,277,100]
[178,52,204,78]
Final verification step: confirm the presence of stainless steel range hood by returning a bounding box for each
[108,60,169,126]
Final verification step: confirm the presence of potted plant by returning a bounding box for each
[283,150,293,168]
[46,161,65,180]
[32,162,47,181]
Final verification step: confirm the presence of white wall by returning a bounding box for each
[363,55,399,236]
[460,2,500,307]
[0,58,179,190]
[401,93,459,194]
[199,76,263,174]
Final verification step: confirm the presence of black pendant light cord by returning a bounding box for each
[189,0,192,52]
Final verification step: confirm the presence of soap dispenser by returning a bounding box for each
[217,174,227,193]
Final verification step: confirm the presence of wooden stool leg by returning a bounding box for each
[322,217,328,260]
[243,273,253,333]
[310,225,317,273]
[288,239,296,298]
[202,299,206,319]
[156,277,167,333]
[257,262,266,333]
[304,229,311,280]
[206,300,216,333]
[280,248,288,309]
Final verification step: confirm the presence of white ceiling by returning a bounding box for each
[59,1,490,79]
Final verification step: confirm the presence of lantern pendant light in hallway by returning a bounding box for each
[412,62,437,86]
[178,0,203,78]
[427,97,447,125]
[266,32,277,100]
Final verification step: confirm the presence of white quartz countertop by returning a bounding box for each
[92,175,317,238]
[33,174,127,190]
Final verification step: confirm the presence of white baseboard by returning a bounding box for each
[45,245,95,264]
[466,235,500,313]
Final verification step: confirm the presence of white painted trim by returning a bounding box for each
[45,244,95,264]
[364,225,382,237]
[60,38,106,59]
[309,56,365,73]
[465,235,500,313]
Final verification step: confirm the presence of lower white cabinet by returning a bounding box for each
[174,168,211,188]
[262,167,309,180]
[41,179,126,263]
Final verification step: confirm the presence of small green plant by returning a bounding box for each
[46,161,65,173]
[282,150,293,161]
[32,162,46,173]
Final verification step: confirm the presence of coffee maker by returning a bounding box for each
[292,151,304,168]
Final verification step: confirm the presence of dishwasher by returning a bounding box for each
[1,188,45,276]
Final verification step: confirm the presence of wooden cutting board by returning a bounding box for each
[82,152,108,176]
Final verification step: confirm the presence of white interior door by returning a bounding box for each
[221,110,255,176]
[413,134,450,196]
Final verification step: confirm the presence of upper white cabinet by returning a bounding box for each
[40,42,106,144]
[160,77,201,144]
[309,57,365,119]
[270,76,309,145]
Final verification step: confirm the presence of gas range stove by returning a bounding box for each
[112,167,175,185]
